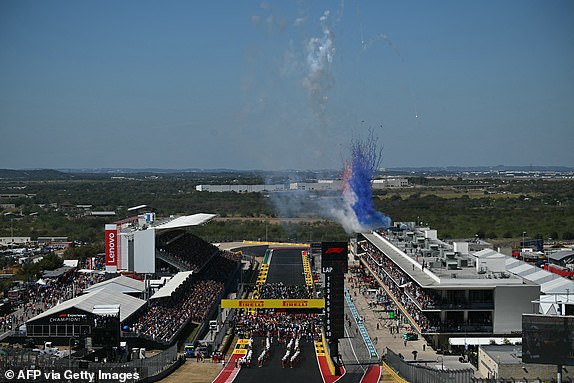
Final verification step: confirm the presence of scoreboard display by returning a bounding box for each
[321,241,348,340]
[324,273,344,338]
[321,242,348,274]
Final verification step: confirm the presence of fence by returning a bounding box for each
[0,344,179,381]
[471,378,572,383]
[385,347,475,383]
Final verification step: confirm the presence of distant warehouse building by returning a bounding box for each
[0,237,31,246]
[195,184,286,192]
[372,178,408,188]
[196,178,407,193]
[289,180,342,191]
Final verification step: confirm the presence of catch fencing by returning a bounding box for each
[385,347,475,383]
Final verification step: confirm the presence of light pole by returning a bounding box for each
[68,337,77,367]
[522,232,527,262]
[437,355,444,370]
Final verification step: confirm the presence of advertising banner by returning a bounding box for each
[220,299,324,309]
[105,224,118,270]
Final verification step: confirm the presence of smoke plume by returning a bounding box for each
[329,130,392,233]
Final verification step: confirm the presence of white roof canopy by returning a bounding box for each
[154,213,216,230]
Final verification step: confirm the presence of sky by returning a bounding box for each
[1,0,573,171]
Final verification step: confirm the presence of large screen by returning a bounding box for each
[522,314,574,366]
[321,242,347,340]
[321,241,348,274]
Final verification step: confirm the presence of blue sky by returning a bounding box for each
[1,1,572,170]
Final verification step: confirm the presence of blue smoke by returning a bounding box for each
[342,132,391,231]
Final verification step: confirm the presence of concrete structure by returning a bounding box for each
[106,213,217,274]
[478,345,573,381]
[356,226,541,349]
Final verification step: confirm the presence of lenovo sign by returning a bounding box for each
[105,224,118,268]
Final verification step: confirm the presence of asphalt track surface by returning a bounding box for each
[233,247,321,383]
[233,336,322,383]
[227,247,380,383]
[265,247,305,285]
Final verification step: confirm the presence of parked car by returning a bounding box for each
[402,332,418,341]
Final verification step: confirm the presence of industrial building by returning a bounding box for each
[195,177,408,193]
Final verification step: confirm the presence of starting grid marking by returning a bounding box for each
[314,340,326,356]
[233,338,251,355]
[345,288,379,359]
[256,264,269,285]
[302,250,313,287]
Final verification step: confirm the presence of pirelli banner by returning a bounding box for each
[220,299,325,309]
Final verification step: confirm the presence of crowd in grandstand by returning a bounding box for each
[128,248,240,343]
[157,232,219,272]
[359,239,493,332]
[360,241,437,332]
[129,278,224,342]
[125,233,242,343]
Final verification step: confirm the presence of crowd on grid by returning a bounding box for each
[128,278,224,342]
[233,310,321,341]
[255,282,312,300]
[360,242,439,332]
[232,310,314,369]
[157,232,219,272]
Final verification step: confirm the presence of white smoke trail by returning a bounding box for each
[303,10,336,116]
[325,200,365,233]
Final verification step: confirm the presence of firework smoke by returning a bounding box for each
[303,10,336,117]
[333,131,391,232]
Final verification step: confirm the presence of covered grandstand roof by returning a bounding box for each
[504,256,574,294]
[548,250,574,263]
[150,271,193,300]
[83,275,145,295]
[27,289,146,323]
[154,213,216,231]
[42,266,74,278]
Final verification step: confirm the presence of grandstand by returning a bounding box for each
[105,213,217,274]
[355,227,540,351]
[15,212,242,369]
[10,213,383,383]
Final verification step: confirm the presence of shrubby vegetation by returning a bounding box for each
[0,171,572,245]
